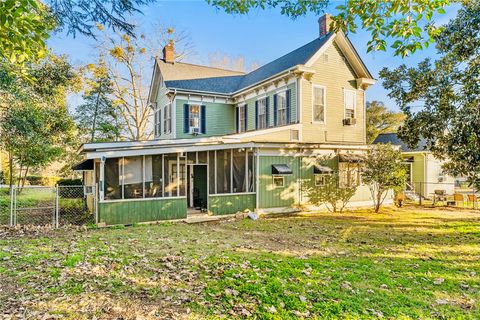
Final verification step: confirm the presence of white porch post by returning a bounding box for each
[99,157,105,201]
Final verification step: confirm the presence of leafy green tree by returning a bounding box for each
[1,102,75,189]
[0,0,55,73]
[366,101,405,144]
[362,144,406,213]
[75,57,122,142]
[1,0,153,74]
[207,0,453,56]
[380,1,480,190]
[305,172,357,213]
[0,55,77,190]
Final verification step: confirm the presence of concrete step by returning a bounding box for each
[185,215,223,224]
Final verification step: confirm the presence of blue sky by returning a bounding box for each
[48,0,458,111]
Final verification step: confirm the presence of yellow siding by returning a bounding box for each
[300,42,366,144]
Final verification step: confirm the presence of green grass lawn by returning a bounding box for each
[1,206,479,319]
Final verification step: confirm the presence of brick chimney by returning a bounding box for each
[318,13,332,37]
[163,40,174,64]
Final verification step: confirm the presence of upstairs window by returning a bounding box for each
[154,106,161,137]
[276,91,287,126]
[313,86,326,123]
[237,104,247,133]
[256,98,268,129]
[183,103,206,134]
[189,104,200,129]
[163,103,172,134]
[344,89,356,119]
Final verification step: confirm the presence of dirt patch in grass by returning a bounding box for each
[1,206,479,319]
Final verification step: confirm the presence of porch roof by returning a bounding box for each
[79,138,371,160]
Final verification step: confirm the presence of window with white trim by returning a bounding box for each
[257,98,267,129]
[313,86,325,123]
[154,106,161,137]
[344,90,356,119]
[277,91,287,126]
[273,176,285,187]
[189,104,200,129]
[339,162,361,187]
[314,174,329,186]
[238,104,246,132]
[163,103,171,134]
[258,98,267,129]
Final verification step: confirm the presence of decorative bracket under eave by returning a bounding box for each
[356,77,376,90]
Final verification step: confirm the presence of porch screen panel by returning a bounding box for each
[179,159,186,196]
[187,152,196,164]
[123,156,143,199]
[209,151,215,194]
[105,158,121,200]
[198,151,207,164]
[146,155,162,198]
[216,150,231,193]
[247,152,255,192]
[164,154,178,197]
[233,150,246,193]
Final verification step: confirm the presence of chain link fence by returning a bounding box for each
[403,182,479,209]
[0,187,10,225]
[57,185,96,226]
[0,185,96,227]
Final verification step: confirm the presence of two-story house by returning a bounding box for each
[76,15,377,225]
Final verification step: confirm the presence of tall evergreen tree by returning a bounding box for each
[75,57,122,142]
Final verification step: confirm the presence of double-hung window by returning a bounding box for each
[189,104,200,129]
[313,86,326,123]
[237,104,247,133]
[163,103,171,134]
[344,90,356,119]
[257,98,267,129]
[276,91,287,126]
[339,162,361,187]
[154,106,161,137]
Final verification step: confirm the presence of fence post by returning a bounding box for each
[55,185,59,228]
[94,184,99,225]
[9,187,14,226]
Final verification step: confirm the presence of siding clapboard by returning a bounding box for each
[208,194,256,215]
[301,42,365,144]
[175,99,236,139]
[99,198,187,225]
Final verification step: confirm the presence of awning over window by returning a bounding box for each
[72,159,94,171]
[314,164,333,174]
[271,164,293,175]
[338,153,365,163]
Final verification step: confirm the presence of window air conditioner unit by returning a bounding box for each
[343,118,356,126]
[189,127,200,135]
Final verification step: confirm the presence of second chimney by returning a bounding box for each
[318,13,332,37]
[163,40,175,64]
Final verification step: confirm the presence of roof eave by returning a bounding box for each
[231,65,302,97]
[165,87,232,97]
